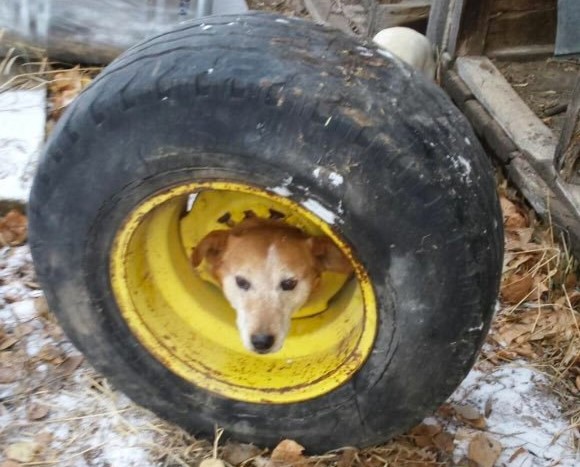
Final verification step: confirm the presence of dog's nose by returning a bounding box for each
[251,334,275,351]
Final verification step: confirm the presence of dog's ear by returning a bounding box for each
[308,236,353,274]
[191,230,230,267]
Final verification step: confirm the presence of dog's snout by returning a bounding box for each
[250,334,275,352]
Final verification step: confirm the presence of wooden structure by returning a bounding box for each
[429,0,580,257]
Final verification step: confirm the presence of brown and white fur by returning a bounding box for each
[373,27,436,79]
[191,218,352,354]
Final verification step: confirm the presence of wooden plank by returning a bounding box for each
[508,155,580,259]
[487,44,555,59]
[426,0,451,46]
[491,0,556,13]
[456,56,557,170]
[485,8,557,55]
[426,0,465,58]
[0,0,248,65]
[554,77,580,184]
[455,0,492,56]
[453,57,580,258]
[372,1,432,33]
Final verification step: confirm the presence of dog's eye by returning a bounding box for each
[235,276,251,291]
[280,278,298,291]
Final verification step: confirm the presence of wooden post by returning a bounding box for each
[455,0,491,56]
[555,77,580,185]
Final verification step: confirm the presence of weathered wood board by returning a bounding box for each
[0,0,248,64]
[456,57,557,170]
[449,58,580,258]
[555,78,580,183]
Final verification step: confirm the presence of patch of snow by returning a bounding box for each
[269,185,292,197]
[268,177,293,197]
[0,89,46,205]
[355,46,374,58]
[450,364,578,466]
[328,172,343,187]
[467,322,484,332]
[449,154,473,184]
[11,299,37,321]
[275,18,289,24]
[301,198,336,224]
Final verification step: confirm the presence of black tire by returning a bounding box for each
[29,12,503,451]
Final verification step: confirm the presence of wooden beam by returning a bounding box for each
[455,0,492,56]
[453,56,580,258]
[456,56,557,171]
[555,78,580,184]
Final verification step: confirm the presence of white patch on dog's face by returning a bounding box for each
[221,243,314,353]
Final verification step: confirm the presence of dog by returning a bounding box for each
[373,26,436,79]
[191,217,352,354]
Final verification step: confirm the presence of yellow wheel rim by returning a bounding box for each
[110,181,377,403]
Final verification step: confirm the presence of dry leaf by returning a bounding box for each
[436,403,455,418]
[4,441,40,463]
[199,460,225,467]
[454,404,487,429]
[468,433,501,467]
[500,197,528,229]
[14,324,34,338]
[49,66,93,120]
[409,423,442,447]
[453,404,481,420]
[0,335,18,351]
[268,439,306,466]
[433,432,454,453]
[27,403,49,421]
[57,355,84,376]
[37,344,64,364]
[0,461,21,467]
[222,443,261,466]
[501,274,534,304]
[336,448,357,467]
[34,297,50,318]
[507,447,528,463]
[0,366,21,384]
[35,432,53,445]
[575,375,580,391]
[0,210,28,246]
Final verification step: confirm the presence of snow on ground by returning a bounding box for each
[450,365,577,466]
[0,89,46,205]
[1,244,578,466]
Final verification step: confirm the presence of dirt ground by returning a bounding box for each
[495,58,580,135]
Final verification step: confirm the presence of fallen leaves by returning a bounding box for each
[48,66,93,121]
[467,433,501,467]
[57,354,84,376]
[0,210,27,247]
[268,439,306,466]
[453,404,487,429]
[222,442,261,465]
[4,441,40,463]
[0,365,21,384]
[500,273,534,304]
[27,403,49,421]
[495,185,580,403]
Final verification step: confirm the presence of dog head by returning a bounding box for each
[191,219,352,354]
